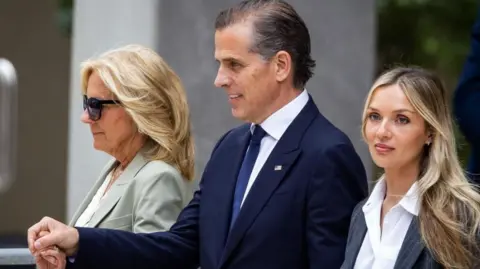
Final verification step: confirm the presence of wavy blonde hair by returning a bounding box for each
[80,44,195,181]
[362,67,480,268]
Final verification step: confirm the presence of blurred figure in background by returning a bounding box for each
[342,67,480,269]
[37,44,195,267]
[454,8,480,185]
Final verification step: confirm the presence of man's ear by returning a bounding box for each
[273,50,291,83]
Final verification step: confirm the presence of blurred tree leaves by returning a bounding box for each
[377,0,479,167]
[57,0,73,37]
[378,0,478,84]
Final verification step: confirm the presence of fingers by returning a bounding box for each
[28,218,48,254]
[35,254,53,269]
[27,217,58,253]
[40,249,67,269]
[34,232,62,252]
[56,253,67,269]
[27,216,77,260]
[35,256,46,269]
[41,248,65,259]
[42,254,58,266]
[39,231,50,238]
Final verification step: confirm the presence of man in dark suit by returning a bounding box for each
[454,7,480,185]
[28,1,368,268]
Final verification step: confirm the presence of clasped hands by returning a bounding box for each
[27,217,80,269]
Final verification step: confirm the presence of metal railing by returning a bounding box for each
[0,249,34,268]
[0,58,18,193]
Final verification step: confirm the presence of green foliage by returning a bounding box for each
[57,0,73,37]
[377,0,478,168]
[378,0,477,81]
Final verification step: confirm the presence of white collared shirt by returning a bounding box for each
[354,178,420,269]
[240,89,309,206]
[74,171,112,227]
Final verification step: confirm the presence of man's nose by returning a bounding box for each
[214,70,230,88]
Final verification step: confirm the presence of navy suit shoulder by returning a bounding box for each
[302,111,361,155]
[301,111,368,200]
[299,109,369,268]
[217,124,250,146]
[206,124,250,160]
[454,7,480,182]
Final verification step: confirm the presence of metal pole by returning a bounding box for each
[0,58,18,193]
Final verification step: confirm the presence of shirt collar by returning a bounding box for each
[399,182,420,216]
[250,89,309,140]
[363,177,420,216]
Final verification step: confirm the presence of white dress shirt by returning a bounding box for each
[74,171,112,227]
[354,178,420,269]
[69,171,113,262]
[240,89,309,207]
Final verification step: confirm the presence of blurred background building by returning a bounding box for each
[0,0,475,255]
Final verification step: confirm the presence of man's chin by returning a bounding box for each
[231,109,249,122]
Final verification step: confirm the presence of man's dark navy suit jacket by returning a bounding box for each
[68,97,368,269]
[455,7,480,184]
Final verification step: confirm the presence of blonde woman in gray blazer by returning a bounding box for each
[35,44,195,268]
[341,68,480,269]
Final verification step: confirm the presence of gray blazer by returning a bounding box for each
[341,200,442,269]
[69,152,192,233]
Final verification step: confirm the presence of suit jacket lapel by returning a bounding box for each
[393,217,424,269]
[69,159,117,226]
[341,208,367,269]
[219,98,318,267]
[213,130,251,257]
[87,153,148,227]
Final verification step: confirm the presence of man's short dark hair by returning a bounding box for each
[215,0,316,89]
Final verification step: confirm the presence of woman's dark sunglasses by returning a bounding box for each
[83,95,120,121]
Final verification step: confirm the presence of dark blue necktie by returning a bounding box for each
[230,125,266,230]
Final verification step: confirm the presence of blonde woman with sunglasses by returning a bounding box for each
[35,44,195,268]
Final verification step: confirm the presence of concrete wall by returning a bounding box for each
[0,0,70,234]
[156,0,376,176]
[66,0,375,219]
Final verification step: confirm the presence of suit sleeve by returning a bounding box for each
[132,169,188,233]
[67,131,232,269]
[454,7,480,146]
[306,143,368,269]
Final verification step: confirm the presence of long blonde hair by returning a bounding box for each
[362,67,480,268]
[80,44,195,181]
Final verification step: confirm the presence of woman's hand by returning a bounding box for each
[35,231,67,269]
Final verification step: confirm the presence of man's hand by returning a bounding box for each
[27,217,80,257]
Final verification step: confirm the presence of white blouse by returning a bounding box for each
[74,171,113,227]
[354,179,420,269]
